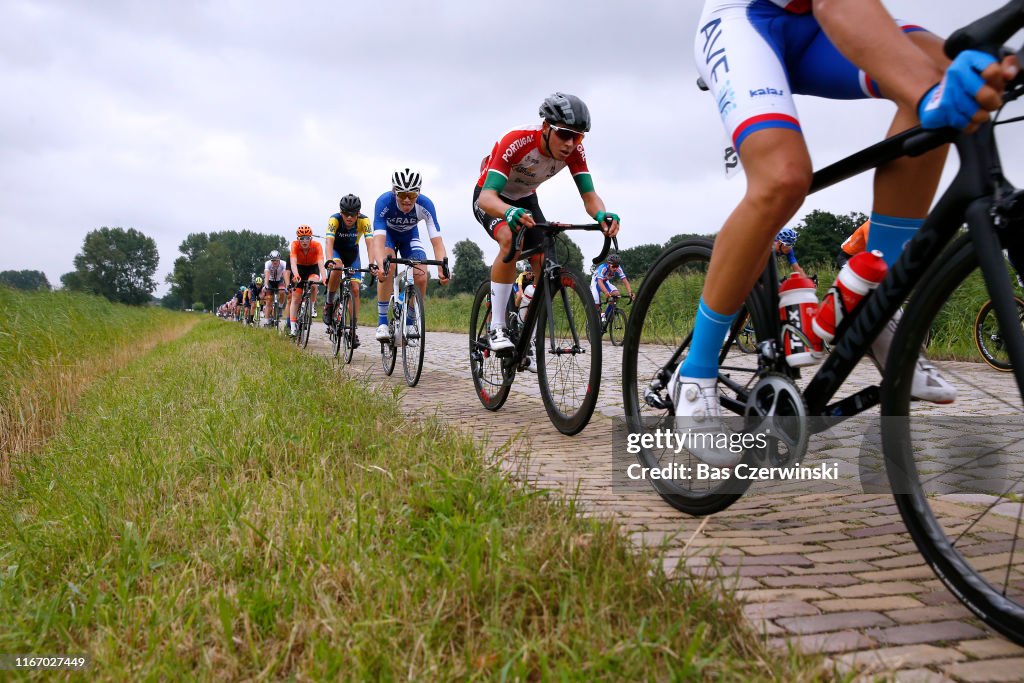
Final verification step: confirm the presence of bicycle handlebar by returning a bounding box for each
[379,256,451,280]
[501,218,618,266]
[945,0,1024,60]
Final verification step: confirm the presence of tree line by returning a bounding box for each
[6,210,866,306]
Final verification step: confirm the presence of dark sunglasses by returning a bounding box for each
[341,211,358,218]
[550,124,585,144]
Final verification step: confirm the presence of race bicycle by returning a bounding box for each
[622,2,1024,644]
[377,255,450,387]
[326,264,375,364]
[469,221,613,435]
[292,277,321,349]
[599,293,631,347]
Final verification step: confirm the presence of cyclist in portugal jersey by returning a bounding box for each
[371,168,450,342]
[325,194,373,346]
[668,0,1016,429]
[288,225,326,337]
[474,92,621,351]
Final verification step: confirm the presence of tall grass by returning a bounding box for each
[0,319,828,680]
[0,288,192,479]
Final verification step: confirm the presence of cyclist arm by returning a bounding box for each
[581,191,619,238]
[430,236,449,284]
[621,276,634,299]
[478,173,536,230]
[324,235,336,268]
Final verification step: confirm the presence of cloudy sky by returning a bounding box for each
[3,0,1023,294]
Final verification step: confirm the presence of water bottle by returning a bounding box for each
[811,250,887,344]
[518,284,535,322]
[778,273,821,367]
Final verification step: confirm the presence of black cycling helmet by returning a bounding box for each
[539,92,591,133]
[607,253,621,266]
[339,194,361,213]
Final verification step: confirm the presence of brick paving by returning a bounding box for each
[304,322,1024,681]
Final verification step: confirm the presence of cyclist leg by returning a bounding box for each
[375,231,398,341]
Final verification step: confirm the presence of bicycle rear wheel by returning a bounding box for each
[609,306,626,347]
[621,238,765,515]
[403,286,426,387]
[882,235,1024,645]
[469,281,513,410]
[734,306,758,354]
[975,297,1024,372]
[535,270,601,435]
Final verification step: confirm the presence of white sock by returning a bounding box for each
[490,282,514,331]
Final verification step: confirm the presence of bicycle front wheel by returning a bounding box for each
[609,307,626,347]
[300,298,312,348]
[882,235,1024,645]
[381,300,398,376]
[535,270,601,435]
[975,297,1024,372]
[469,281,513,410]
[621,239,762,515]
[403,286,426,387]
[343,292,357,365]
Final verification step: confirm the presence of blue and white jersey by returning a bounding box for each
[592,263,627,286]
[372,192,442,240]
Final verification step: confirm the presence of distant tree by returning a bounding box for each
[794,210,867,267]
[192,301,207,311]
[166,230,287,310]
[160,290,184,310]
[0,269,51,291]
[449,240,490,295]
[63,227,159,305]
[615,244,664,281]
[554,234,585,275]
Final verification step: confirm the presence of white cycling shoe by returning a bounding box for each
[870,312,956,404]
[489,328,514,352]
[666,371,742,467]
[375,323,391,341]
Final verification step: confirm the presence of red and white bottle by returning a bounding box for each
[811,249,887,344]
[779,273,821,367]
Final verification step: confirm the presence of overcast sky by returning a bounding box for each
[3,0,1023,295]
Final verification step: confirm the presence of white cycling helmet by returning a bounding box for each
[392,168,422,193]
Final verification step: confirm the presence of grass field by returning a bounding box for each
[0,298,831,680]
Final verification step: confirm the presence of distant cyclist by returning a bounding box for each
[288,225,326,337]
[262,250,290,326]
[836,220,870,268]
[774,227,808,279]
[371,169,450,342]
[325,194,373,347]
[473,92,620,351]
[591,253,633,322]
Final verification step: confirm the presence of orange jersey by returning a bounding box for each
[290,240,324,266]
[841,220,870,256]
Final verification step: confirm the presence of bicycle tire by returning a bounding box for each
[610,307,627,347]
[333,292,346,359]
[975,297,1024,372]
[300,296,313,348]
[403,285,426,387]
[621,238,760,515]
[381,299,398,376]
[535,269,601,435]
[295,298,307,346]
[882,235,1024,645]
[343,291,357,365]
[469,280,513,411]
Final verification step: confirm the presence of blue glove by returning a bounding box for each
[918,50,997,130]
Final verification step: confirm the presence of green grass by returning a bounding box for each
[358,292,473,334]
[0,319,831,680]
[0,287,192,475]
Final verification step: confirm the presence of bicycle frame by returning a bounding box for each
[731,110,1024,424]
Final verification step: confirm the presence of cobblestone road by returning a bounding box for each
[304,321,1024,681]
